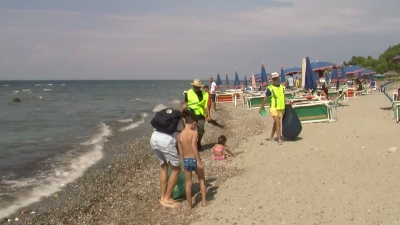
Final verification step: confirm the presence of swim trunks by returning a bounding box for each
[183,158,197,171]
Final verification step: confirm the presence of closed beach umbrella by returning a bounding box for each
[331,67,339,83]
[234,70,240,89]
[304,57,317,90]
[261,62,267,87]
[243,75,248,86]
[225,74,229,88]
[216,72,222,87]
[341,66,347,81]
[280,66,286,84]
[251,71,256,89]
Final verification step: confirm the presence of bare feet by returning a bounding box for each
[160,198,180,208]
[201,201,208,207]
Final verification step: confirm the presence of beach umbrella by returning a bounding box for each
[251,71,256,89]
[234,70,240,89]
[392,55,400,62]
[283,67,301,76]
[304,57,317,90]
[331,67,339,83]
[384,71,399,83]
[341,66,347,81]
[310,61,335,71]
[216,72,222,87]
[225,73,229,88]
[344,66,364,75]
[280,66,286,84]
[243,75,248,86]
[261,62,267,87]
[360,69,375,76]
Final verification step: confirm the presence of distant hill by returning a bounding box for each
[343,43,400,74]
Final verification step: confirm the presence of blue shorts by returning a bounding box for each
[183,158,197,172]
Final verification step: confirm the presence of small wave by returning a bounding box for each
[13,91,19,93]
[152,104,167,112]
[139,112,148,118]
[117,118,133,123]
[130,98,141,101]
[169,99,181,104]
[44,138,52,141]
[22,89,30,92]
[3,84,9,87]
[42,89,51,91]
[45,84,52,86]
[22,140,37,143]
[119,119,145,132]
[0,123,112,218]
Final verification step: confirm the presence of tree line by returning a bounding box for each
[342,43,400,74]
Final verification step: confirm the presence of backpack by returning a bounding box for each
[151,108,182,134]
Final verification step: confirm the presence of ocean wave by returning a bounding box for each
[169,99,180,104]
[130,98,141,102]
[152,104,167,112]
[22,89,30,92]
[117,118,133,123]
[0,122,112,218]
[42,89,51,91]
[119,119,145,132]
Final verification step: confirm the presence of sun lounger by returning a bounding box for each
[292,102,333,123]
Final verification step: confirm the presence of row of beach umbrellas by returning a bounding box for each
[214,55,400,89]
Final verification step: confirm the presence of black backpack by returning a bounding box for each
[151,108,182,134]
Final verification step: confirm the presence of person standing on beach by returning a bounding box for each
[150,108,183,208]
[295,77,300,88]
[287,76,294,91]
[209,77,217,111]
[177,113,207,210]
[181,79,209,150]
[259,72,287,144]
[202,85,212,122]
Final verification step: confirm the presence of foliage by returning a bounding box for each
[343,43,400,74]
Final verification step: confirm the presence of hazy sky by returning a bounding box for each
[1,0,400,80]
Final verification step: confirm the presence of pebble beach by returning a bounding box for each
[3,89,400,225]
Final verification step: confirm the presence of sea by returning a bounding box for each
[0,80,200,217]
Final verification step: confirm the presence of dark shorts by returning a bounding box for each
[196,117,205,137]
[183,158,197,171]
[211,94,216,102]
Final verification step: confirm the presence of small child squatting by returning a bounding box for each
[177,113,207,210]
[213,135,234,161]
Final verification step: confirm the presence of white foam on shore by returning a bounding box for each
[117,118,133,123]
[169,99,180,104]
[152,104,167,112]
[0,123,112,218]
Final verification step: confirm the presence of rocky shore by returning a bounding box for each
[3,103,267,225]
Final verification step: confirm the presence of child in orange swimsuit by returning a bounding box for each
[213,135,234,161]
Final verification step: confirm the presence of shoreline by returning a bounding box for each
[3,103,268,224]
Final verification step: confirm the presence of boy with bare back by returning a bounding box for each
[177,113,207,210]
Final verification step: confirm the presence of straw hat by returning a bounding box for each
[190,79,204,87]
[271,72,279,79]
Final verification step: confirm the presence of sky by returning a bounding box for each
[1,0,400,80]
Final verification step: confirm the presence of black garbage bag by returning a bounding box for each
[282,104,302,140]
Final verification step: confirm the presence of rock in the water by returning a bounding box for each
[13,98,21,102]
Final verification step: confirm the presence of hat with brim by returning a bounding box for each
[190,79,204,87]
[271,72,279,79]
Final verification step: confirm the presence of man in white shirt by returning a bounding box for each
[209,77,218,111]
[287,76,294,91]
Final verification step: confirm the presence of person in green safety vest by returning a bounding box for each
[259,72,289,144]
[181,79,209,150]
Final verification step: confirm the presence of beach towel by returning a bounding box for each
[282,104,302,140]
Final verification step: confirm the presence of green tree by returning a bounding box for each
[344,43,400,74]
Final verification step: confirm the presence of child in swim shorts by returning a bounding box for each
[177,112,207,210]
[213,135,234,161]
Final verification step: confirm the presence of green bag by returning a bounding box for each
[260,107,266,116]
[167,165,186,199]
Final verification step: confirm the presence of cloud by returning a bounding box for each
[0,0,400,79]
